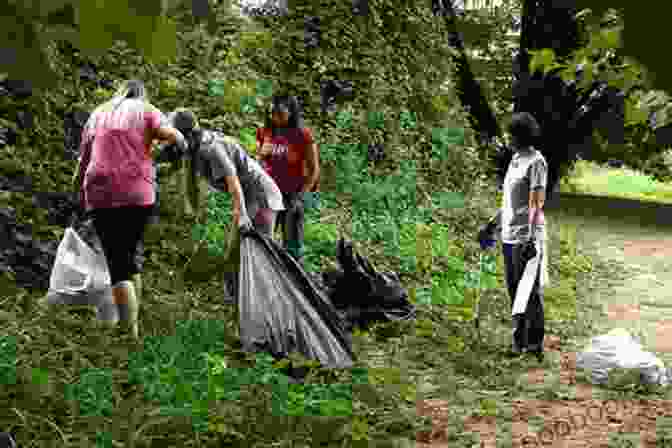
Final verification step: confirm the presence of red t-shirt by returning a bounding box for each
[256,127,318,193]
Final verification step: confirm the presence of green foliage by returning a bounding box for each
[64,368,114,417]
[191,191,234,257]
[0,0,183,89]
[431,127,466,161]
[0,334,17,385]
[95,431,113,448]
[303,221,339,272]
[335,111,353,129]
[255,78,273,97]
[239,127,257,153]
[207,351,355,418]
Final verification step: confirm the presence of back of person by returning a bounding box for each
[196,130,283,208]
[82,98,161,210]
[501,147,547,244]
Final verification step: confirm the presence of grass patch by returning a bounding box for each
[3,150,656,446]
[562,159,672,204]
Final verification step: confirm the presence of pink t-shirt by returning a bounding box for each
[78,99,162,210]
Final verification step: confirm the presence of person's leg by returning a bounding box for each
[282,192,305,265]
[503,243,526,353]
[92,208,125,328]
[525,253,545,355]
[254,207,277,238]
[132,239,144,302]
[122,205,153,338]
[97,205,151,339]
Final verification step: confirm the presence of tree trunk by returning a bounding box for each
[434,0,501,144]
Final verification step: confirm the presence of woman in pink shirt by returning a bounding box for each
[73,79,187,339]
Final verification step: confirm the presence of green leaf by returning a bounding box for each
[336,111,353,129]
[433,191,465,209]
[208,79,227,97]
[367,111,385,130]
[602,27,621,49]
[529,48,556,74]
[240,96,256,114]
[255,79,273,97]
[625,97,649,126]
[32,367,49,386]
[464,271,480,289]
[399,110,417,130]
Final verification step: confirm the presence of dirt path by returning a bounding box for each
[545,192,672,361]
[416,192,672,447]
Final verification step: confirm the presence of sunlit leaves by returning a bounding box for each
[624,95,649,127]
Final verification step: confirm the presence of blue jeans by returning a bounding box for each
[275,192,305,264]
[502,243,545,352]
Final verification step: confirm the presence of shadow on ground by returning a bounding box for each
[546,192,672,230]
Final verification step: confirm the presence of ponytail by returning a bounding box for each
[184,129,202,216]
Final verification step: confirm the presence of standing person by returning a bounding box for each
[478,112,549,361]
[165,108,285,302]
[73,79,187,339]
[256,95,320,266]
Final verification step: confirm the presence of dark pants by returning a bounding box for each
[275,192,305,265]
[91,205,153,286]
[502,243,545,353]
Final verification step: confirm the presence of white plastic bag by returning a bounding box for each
[576,328,670,386]
[49,227,110,294]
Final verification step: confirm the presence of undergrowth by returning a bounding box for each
[0,138,613,446]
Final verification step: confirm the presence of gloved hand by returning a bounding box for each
[477,223,497,250]
[520,238,538,264]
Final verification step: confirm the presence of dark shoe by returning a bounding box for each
[506,344,523,358]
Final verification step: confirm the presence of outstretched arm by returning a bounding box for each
[224,175,247,226]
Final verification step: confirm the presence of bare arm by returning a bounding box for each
[224,175,247,224]
[528,187,545,237]
[303,142,320,192]
[154,126,179,145]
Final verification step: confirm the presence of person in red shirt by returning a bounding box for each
[256,95,319,265]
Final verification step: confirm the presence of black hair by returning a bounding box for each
[264,95,304,136]
[508,112,541,148]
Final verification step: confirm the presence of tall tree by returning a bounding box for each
[504,0,625,199]
[432,0,501,146]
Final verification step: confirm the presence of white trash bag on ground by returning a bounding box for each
[576,328,671,386]
[44,227,117,322]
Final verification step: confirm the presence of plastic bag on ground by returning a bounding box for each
[238,228,354,369]
[324,239,416,330]
[576,328,671,386]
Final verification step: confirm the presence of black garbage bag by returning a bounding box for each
[326,239,416,330]
[238,228,354,369]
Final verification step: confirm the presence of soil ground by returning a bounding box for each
[416,192,672,447]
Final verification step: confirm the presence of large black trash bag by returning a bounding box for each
[238,228,354,369]
[326,239,416,330]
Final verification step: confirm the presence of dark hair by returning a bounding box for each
[264,95,304,135]
[124,79,146,99]
[508,112,541,147]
